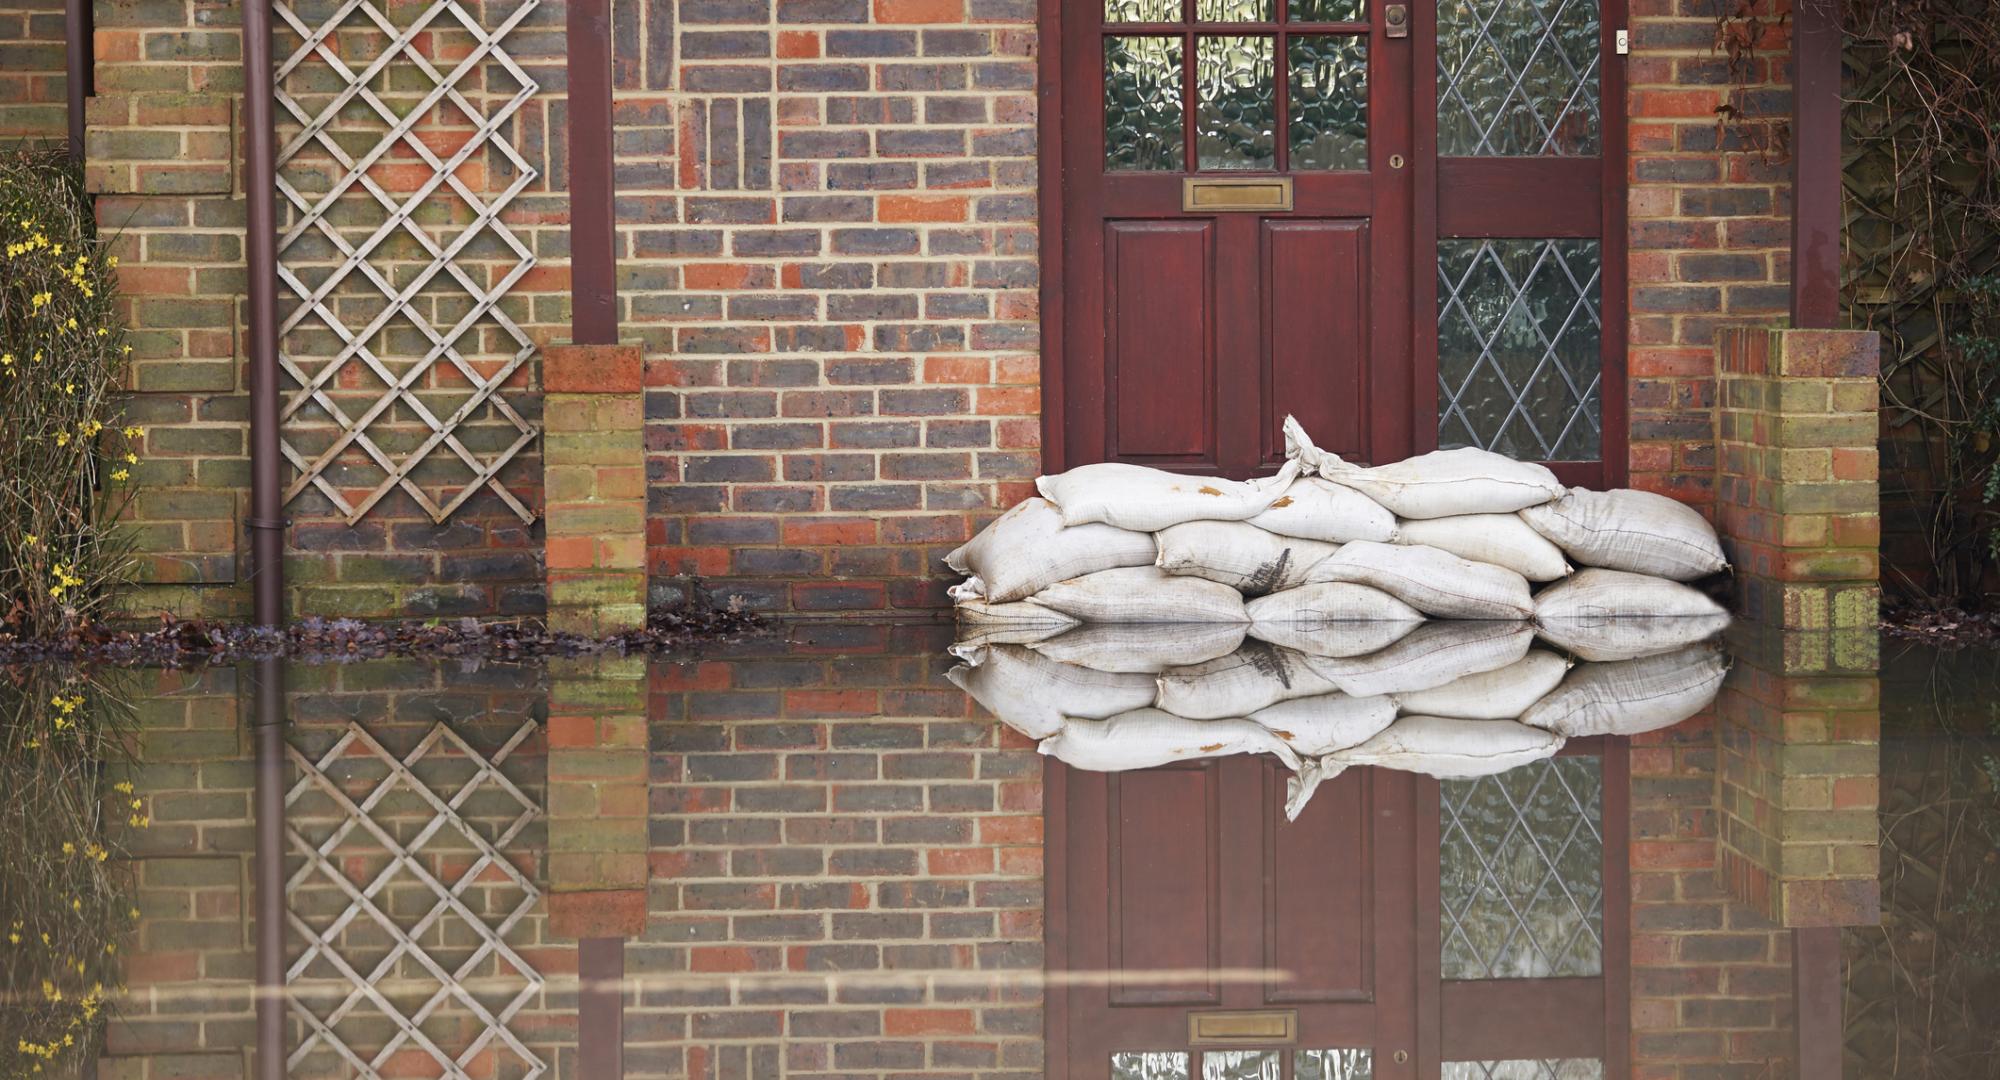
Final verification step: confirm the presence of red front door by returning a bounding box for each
[1059,0,1414,477]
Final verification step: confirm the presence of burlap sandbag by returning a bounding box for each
[1394,513,1571,582]
[947,643,1157,739]
[1309,541,1535,620]
[1039,709,1302,772]
[1248,693,1398,756]
[1392,649,1572,720]
[1037,460,1301,532]
[1030,622,1249,674]
[1519,643,1730,737]
[1303,620,1535,698]
[1533,569,1730,661]
[945,497,1157,603]
[1154,641,1340,720]
[951,600,1079,647]
[1518,487,1728,581]
[1032,566,1250,624]
[1286,716,1564,820]
[1245,476,1399,543]
[1155,521,1341,595]
[1285,415,1564,518]
[1535,612,1733,662]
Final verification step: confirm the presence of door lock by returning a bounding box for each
[1384,4,1409,38]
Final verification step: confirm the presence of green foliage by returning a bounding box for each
[0,149,140,636]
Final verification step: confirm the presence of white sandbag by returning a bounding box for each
[1032,566,1250,624]
[1249,693,1398,756]
[1393,650,1572,720]
[1030,622,1249,674]
[1520,644,1730,737]
[1309,541,1535,620]
[1285,416,1563,519]
[951,600,1079,647]
[1394,514,1571,582]
[1155,521,1341,595]
[947,644,1157,739]
[1245,582,1425,625]
[1536,611,1733,662]
[1518,487,1728,581]
[1039,709,1302,772]
[945,498,1157,603]
[1154,641,1340,720]
[1246,617,1424,660]
[1304,620,1535,699]
[1245,476,1399,544]
[1036,460,1301,532]
[1287,716,1564,819]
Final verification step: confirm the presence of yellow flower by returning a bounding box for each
[0,353,11,367]
[113,781,132,794]
[61,842,74,855]
[108,255,119,267]
[124,452,138,464]
[110,469,129,481]
[23,534,37,546]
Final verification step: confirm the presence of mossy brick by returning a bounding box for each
[1777,448,1831,482]
[1780,549,1878,582]
[134,489,236,520]
[141,857,242,888]
[293,585,400,618]
[551,571,648,607]
[1776,743,1878,777]
[333,553,436,583]
[150,425,245,456]
[89,127,185,160]
[546,501,646,535]
[1772,413,1876,449]
[1771,482,1874,515]
[134,296,235,328]
[1772,381,1829,413]
[93,63,192,95]
[132,360,238,392]
[1830,380,1877,412]
[132,162,234,194]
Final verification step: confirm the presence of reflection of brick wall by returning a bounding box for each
[635,629,1046,1075]
[0,1,65,141]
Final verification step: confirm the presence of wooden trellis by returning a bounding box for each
[272,0,542,525]
[285,718,546,1080]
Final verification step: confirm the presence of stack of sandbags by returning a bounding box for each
[945,415,1732,663]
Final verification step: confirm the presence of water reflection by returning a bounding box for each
[0,621,1963,1079]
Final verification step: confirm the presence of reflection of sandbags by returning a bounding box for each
[1037,460,1301,532]
[1245,476,1399,544]
[1155,521,1340,595]
[951,600,1079,647]
[1155,641,1340,720]
[1535,612,1733,662]
[1393,649,1572,720]
[1520,644,1730,737]
[945,498,1156,603]
[1032,566,1250,624]
[1535,568,1728,620]
[1246,617,1425,659]
[1030,622,1249,674]
[1286,416,1563,518]
[947,644,1157,739]
[1303,620,1535,698]
[1244,583,1423,657]
[1287,716,1564,820]
[1309,541,1535,620]
[1039,709,1302,772]
[1249,693,1398,756]
[1519,487,1728,581]
[1394,514,1571,582]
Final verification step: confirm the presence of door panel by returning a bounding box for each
[1107,221,1217,464]
[1262,219,1369,464]
[1109,765,1222,1005]
[1264,760,1370,1005]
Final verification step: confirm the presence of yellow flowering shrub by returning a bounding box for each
[1,150,139,637]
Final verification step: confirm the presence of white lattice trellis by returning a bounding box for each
[285,719,545,1080]
[273,0,542,525]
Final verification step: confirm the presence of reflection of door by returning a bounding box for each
[1059,0,1414,477]
[1049,743,1629,1079]
[1055,757,1421,1079]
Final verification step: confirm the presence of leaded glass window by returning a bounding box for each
[1116,1052,1193,1080]
[1202,1050,1283,1080]
[1437,0,1601,155]
[1106,36,1187,171]
[1297,1049,1374,1079]
[1289,36,1369,170]
[1440,757,1604,980]
[1437,238,1602,461]
[1197,35,1278,170]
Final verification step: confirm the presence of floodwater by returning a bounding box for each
[1,620,1991,1079]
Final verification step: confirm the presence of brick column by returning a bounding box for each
[1715,328,1882,629]
[545,656,650,938]
[542,343,648,635]
[1717,628,1881,928]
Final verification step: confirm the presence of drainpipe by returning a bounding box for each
[64,0,90,164]
[241,3,287,1080]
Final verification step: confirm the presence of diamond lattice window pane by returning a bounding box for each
[1441,757,1603,980]
[1437,238,1602,462]
[1437,0,1600,155]
[1442,1061,1604,1080]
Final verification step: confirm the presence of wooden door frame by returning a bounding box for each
[1038,0,1631,487]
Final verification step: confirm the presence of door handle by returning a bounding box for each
[1384,3,1408,38]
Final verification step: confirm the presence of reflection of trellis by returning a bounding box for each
[1440,757,1604,980]
[1843,735,2000,1079]
[272,0,541,525]
[285,719,545,1080]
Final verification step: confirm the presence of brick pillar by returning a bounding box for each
[1716,328,1882,629]
[545,656,650,938]
[1717,628,1881,928]
[542,343,648,635]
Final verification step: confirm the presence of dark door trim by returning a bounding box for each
[1037,0,1071,473]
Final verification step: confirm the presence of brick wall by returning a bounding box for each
[1626,1,1794,508]
[0,0,65,142]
